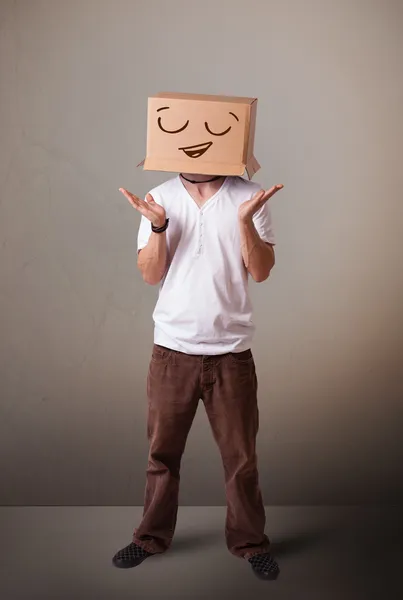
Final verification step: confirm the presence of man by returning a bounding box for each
[112,171,283,580]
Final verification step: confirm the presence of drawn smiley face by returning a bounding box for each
[156,106,239,159]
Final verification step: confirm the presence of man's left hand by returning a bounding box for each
[238,184,284,223]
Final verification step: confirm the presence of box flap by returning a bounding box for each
[154,92,256,104]
[245,155,261,179]
[137,157,260,179]
[142,156,246,177]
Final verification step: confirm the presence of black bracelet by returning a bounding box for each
[151,218,169,233]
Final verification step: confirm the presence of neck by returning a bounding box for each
[180,173,225,184]
[179,173,226,204]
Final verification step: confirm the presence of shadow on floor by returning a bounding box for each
[169,530,223,553]
[170,527,334,556]
[270,528,335,557]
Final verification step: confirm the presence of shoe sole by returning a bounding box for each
[253,568,280,581]
[112,555,150,569]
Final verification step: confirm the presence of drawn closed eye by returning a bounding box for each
[204,111,239,136]
[156,106,189,134]
[157,116,189,134]
[204,122,231,136]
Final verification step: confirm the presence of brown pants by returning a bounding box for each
[133,344,270,559]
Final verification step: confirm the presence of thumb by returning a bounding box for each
[145,193,155,204]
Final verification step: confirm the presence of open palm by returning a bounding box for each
[239,184,283,222]
[119,188,166,228]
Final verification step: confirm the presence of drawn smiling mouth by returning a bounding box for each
[179,142,213,158]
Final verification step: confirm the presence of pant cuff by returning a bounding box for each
[132,533,169,554]
[243,545,271,560]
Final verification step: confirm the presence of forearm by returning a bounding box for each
[137,231,168,285]
[239,217,275,282]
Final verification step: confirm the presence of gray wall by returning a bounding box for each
[1,0,402,505]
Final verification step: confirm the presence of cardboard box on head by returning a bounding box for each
[138,92,261,179]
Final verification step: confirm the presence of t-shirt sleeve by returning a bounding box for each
[137,214,151,252]
[252,201,276,245]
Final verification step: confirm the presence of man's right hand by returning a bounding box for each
[119,188,166,229]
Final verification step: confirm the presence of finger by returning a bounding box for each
[265,184,283,198]
[145,193,155,204]
[119,188,140,205]
[258,184,284,205]
[119,188,148,211]
[251,189,266,202]
[126,200,153,221]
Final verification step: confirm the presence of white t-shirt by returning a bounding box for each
[137,175,275,355]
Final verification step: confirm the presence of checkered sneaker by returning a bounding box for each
[112,542,152,568]
[248,553,280,579]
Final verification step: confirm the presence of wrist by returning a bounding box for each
[151,218,169,233]
[151,216,166,228]
[239,214,254,226]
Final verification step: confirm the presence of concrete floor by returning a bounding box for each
[1,506,402,600]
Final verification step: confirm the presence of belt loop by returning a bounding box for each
[171,349,177,366]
